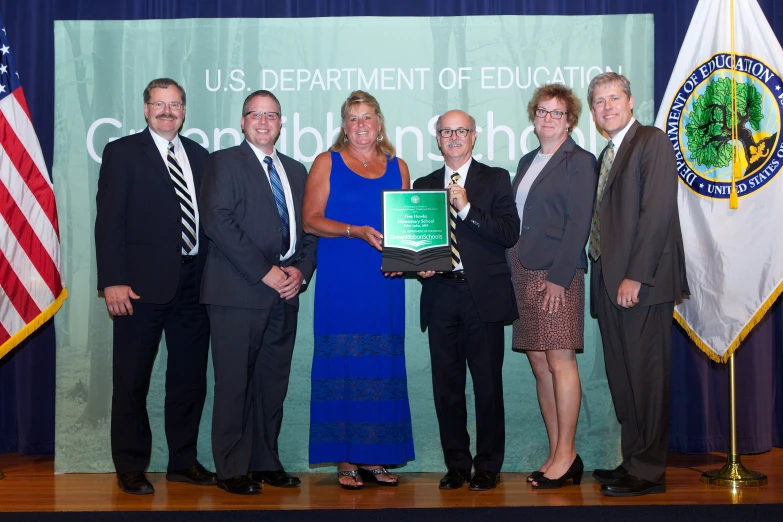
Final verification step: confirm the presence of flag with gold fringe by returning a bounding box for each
[1,12,67,360]
[654,0,783,362]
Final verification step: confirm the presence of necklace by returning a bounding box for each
[348,149,374,167]
[537,151,554,159]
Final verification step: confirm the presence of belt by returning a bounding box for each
[181,255,197,264]
[437,270,467,281]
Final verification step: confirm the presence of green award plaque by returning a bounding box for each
[381,189,452,272]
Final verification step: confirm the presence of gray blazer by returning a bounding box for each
[511,135,597,288]
[199,140,317,309]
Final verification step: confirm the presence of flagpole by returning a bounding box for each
[700,353,767,487]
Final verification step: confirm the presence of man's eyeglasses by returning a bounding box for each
[535,108,567,120]
[437,128,472,138]
[243,111,281,121]
[146,101,184,111]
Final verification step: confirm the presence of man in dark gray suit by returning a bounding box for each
[587,72,689,497]
[200,90,317,495]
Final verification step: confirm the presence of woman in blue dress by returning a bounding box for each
[303,90,415,489]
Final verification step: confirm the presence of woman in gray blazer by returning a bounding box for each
[509,84,597,489]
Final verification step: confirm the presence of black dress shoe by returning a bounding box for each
[531,455,584,489]
[469,469,499,491]
[166,462,217,485]
[250,470,301,488]
[592,464,628,484]
[439,468,470,489]
[217,475,261,495]
[600,474,666,497]
[117,471,154,495]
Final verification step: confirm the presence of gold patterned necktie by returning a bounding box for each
[449,172,461,269]
[588,140,615,261]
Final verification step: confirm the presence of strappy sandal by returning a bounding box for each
[337,469,363,490]
[358,467,398,487]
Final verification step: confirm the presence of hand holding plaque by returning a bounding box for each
[381,190,453,272]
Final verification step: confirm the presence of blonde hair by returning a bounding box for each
[587,72,632,108]
[330,90,396,158]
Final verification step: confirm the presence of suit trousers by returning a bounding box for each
[594,259,672,484]
[111,258,210,473]
[427,278,506,472]
[208,300,297,480]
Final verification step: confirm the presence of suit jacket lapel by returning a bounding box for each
[140,127,176,195]
[528,136,575,194]
[424,166,446,189]
[464,159,482,196]
[239,140,277,208]
[512,151,536,194]
[603,120,640,197]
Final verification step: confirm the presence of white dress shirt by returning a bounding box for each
[247,142,297,261]
[443,158,473,271]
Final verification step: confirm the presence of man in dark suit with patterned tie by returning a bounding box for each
[414,110,519,491]
[587,72,689,497]
[199,90,317,495]
[96,78,216,495]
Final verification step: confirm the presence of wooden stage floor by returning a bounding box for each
[0,450,781,512]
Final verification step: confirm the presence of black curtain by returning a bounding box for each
[1,0,781,456]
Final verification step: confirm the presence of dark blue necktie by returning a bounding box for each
[264,156,290,254]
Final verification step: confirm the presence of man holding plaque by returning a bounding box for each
[414,110,519,491]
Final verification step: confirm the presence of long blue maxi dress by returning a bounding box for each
[309,151,415,465]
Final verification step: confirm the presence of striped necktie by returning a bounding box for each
[167,142,197,254]
[588,140,615,261]
[449,172,461,269]
[264,156,290,254]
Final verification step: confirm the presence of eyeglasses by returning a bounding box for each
[437,128,472,138]
[243,111,281,121]
[146,101,184,111]
[535,108,567,120]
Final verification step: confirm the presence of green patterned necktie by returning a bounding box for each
[588,140,615,261]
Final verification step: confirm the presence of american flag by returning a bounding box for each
[0,13,67,360]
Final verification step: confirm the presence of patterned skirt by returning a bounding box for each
[508,242,585,352]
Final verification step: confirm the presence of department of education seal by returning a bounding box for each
[664,52,783,199]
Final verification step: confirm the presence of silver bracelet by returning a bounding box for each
[346,225,352,239]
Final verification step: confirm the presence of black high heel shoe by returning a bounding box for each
[531,455,583,489]
[526,471,544,483]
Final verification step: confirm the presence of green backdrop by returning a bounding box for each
[52,15,655,473]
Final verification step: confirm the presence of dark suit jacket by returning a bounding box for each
[590,121,689,314]
[95,127,209,303]
[414,160,519,327]
[199,140,317,309]
[511,136,597,288]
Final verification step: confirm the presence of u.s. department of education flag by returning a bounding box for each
[654,0,783,362]
[0,12,68,360]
